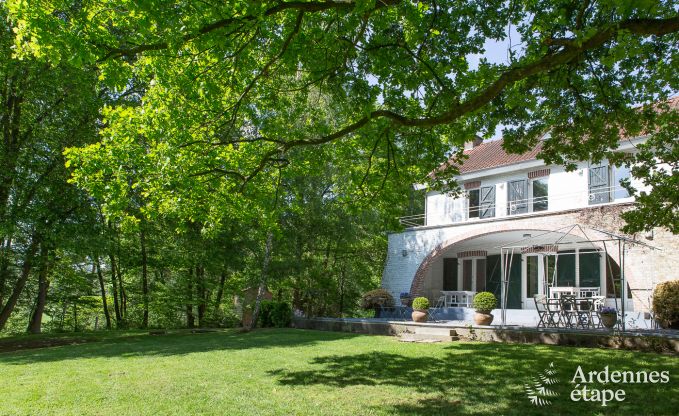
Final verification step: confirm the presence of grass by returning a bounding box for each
[0,328,677,415]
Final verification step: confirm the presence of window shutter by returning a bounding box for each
[507,180,528,214]
[479,186,495,218]
[589,166,610,205]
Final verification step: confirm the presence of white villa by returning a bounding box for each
[381,123,677,323]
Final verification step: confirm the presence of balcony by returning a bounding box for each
[398,214,426,228]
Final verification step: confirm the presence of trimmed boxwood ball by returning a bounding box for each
[653,280,679,329]
[412,297,430,310]
[473,292,497,313]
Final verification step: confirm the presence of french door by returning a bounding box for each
[523,254,546,309]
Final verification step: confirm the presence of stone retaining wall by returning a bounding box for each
[293,317,679,353]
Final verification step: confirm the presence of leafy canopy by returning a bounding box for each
[7,0,679,232]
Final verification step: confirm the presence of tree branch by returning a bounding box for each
[97,0,399,61]
[225,11,305,129]
[288,14,679,143]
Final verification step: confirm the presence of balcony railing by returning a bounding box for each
[398,184,633,228]
[399,213,426,228]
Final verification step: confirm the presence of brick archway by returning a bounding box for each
[407,226,629,297]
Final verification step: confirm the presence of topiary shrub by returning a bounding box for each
[258,301,292,328]
[472,292,497,313]
[412,297,430,310]
[653,280,679,329]
[360,289,394,318]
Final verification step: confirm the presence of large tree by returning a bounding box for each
[0,5,102,331]
[8,1,679,233]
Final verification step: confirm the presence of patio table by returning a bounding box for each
[549,286,576,298]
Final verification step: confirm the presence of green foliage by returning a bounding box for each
[258,301,292,328]
[216,308,242,329]
[472,292,497,313]
[411,297,429,311]
[7,0,677,232]
[652,280,679,329]
[1,0,678,336]
[359,289,394,310]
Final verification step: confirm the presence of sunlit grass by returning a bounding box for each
[0,329,677,415]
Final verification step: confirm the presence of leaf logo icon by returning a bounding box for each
[525,362,560,406]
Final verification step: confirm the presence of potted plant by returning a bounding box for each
[411,297,430,322]
[472,292,497,325]
[399,292,412,307]
[360,289,394,318]
[599,306,618,329]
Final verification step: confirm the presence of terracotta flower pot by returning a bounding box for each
[474,312,494,326]
[412,310,428,322]
[600,313,617,328]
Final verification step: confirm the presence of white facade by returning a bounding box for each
[424,159,644,228]
[382,137,667,314]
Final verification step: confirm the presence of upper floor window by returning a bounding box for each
[589,165,611,205]
[613,165,631,199]
[507,179,528,215]
[468,186,495,219]
[468,188,480,218]
[532,178,549,212]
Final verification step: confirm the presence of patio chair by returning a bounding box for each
[574,298,596,329]
[559,295,578,328]
[533,295,549,328]
[544,297,562,328]
[591,296,606,328]
[428,296,447,323]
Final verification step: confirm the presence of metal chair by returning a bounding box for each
[534,295,549,328]
[544,297,562,328]
[428,296,447,322]
[559,295,578,328]
[574,298,596,329]
[591,296,606,328]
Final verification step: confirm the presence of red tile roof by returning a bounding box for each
[445,139,543,175]
[440,95,679,176]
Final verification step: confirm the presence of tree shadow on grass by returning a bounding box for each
[0,328,359,365]
[267,342,679,416]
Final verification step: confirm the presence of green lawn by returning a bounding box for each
[0,329,677,415]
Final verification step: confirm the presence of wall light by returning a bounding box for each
[402,249,408,257]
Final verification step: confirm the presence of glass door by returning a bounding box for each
[523,254,546,309]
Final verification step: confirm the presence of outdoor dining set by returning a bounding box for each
[534,289,612,329]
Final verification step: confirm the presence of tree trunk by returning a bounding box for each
[27,243,50,333]
[0,236,39,331]
[248,231,273,330]
[73,303,78,331]
[95,256,112,330]
[186,267,195,328]
[196,265,206,327]
[213,270,227,319]
[118,263,127,319]
[338,265,346,318]
[140,228,149,328]
[108,253,122,325]
[0,238,12,307]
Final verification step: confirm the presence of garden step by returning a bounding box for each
[398,333,459,343]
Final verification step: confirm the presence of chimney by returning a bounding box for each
[463,136,484,150]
